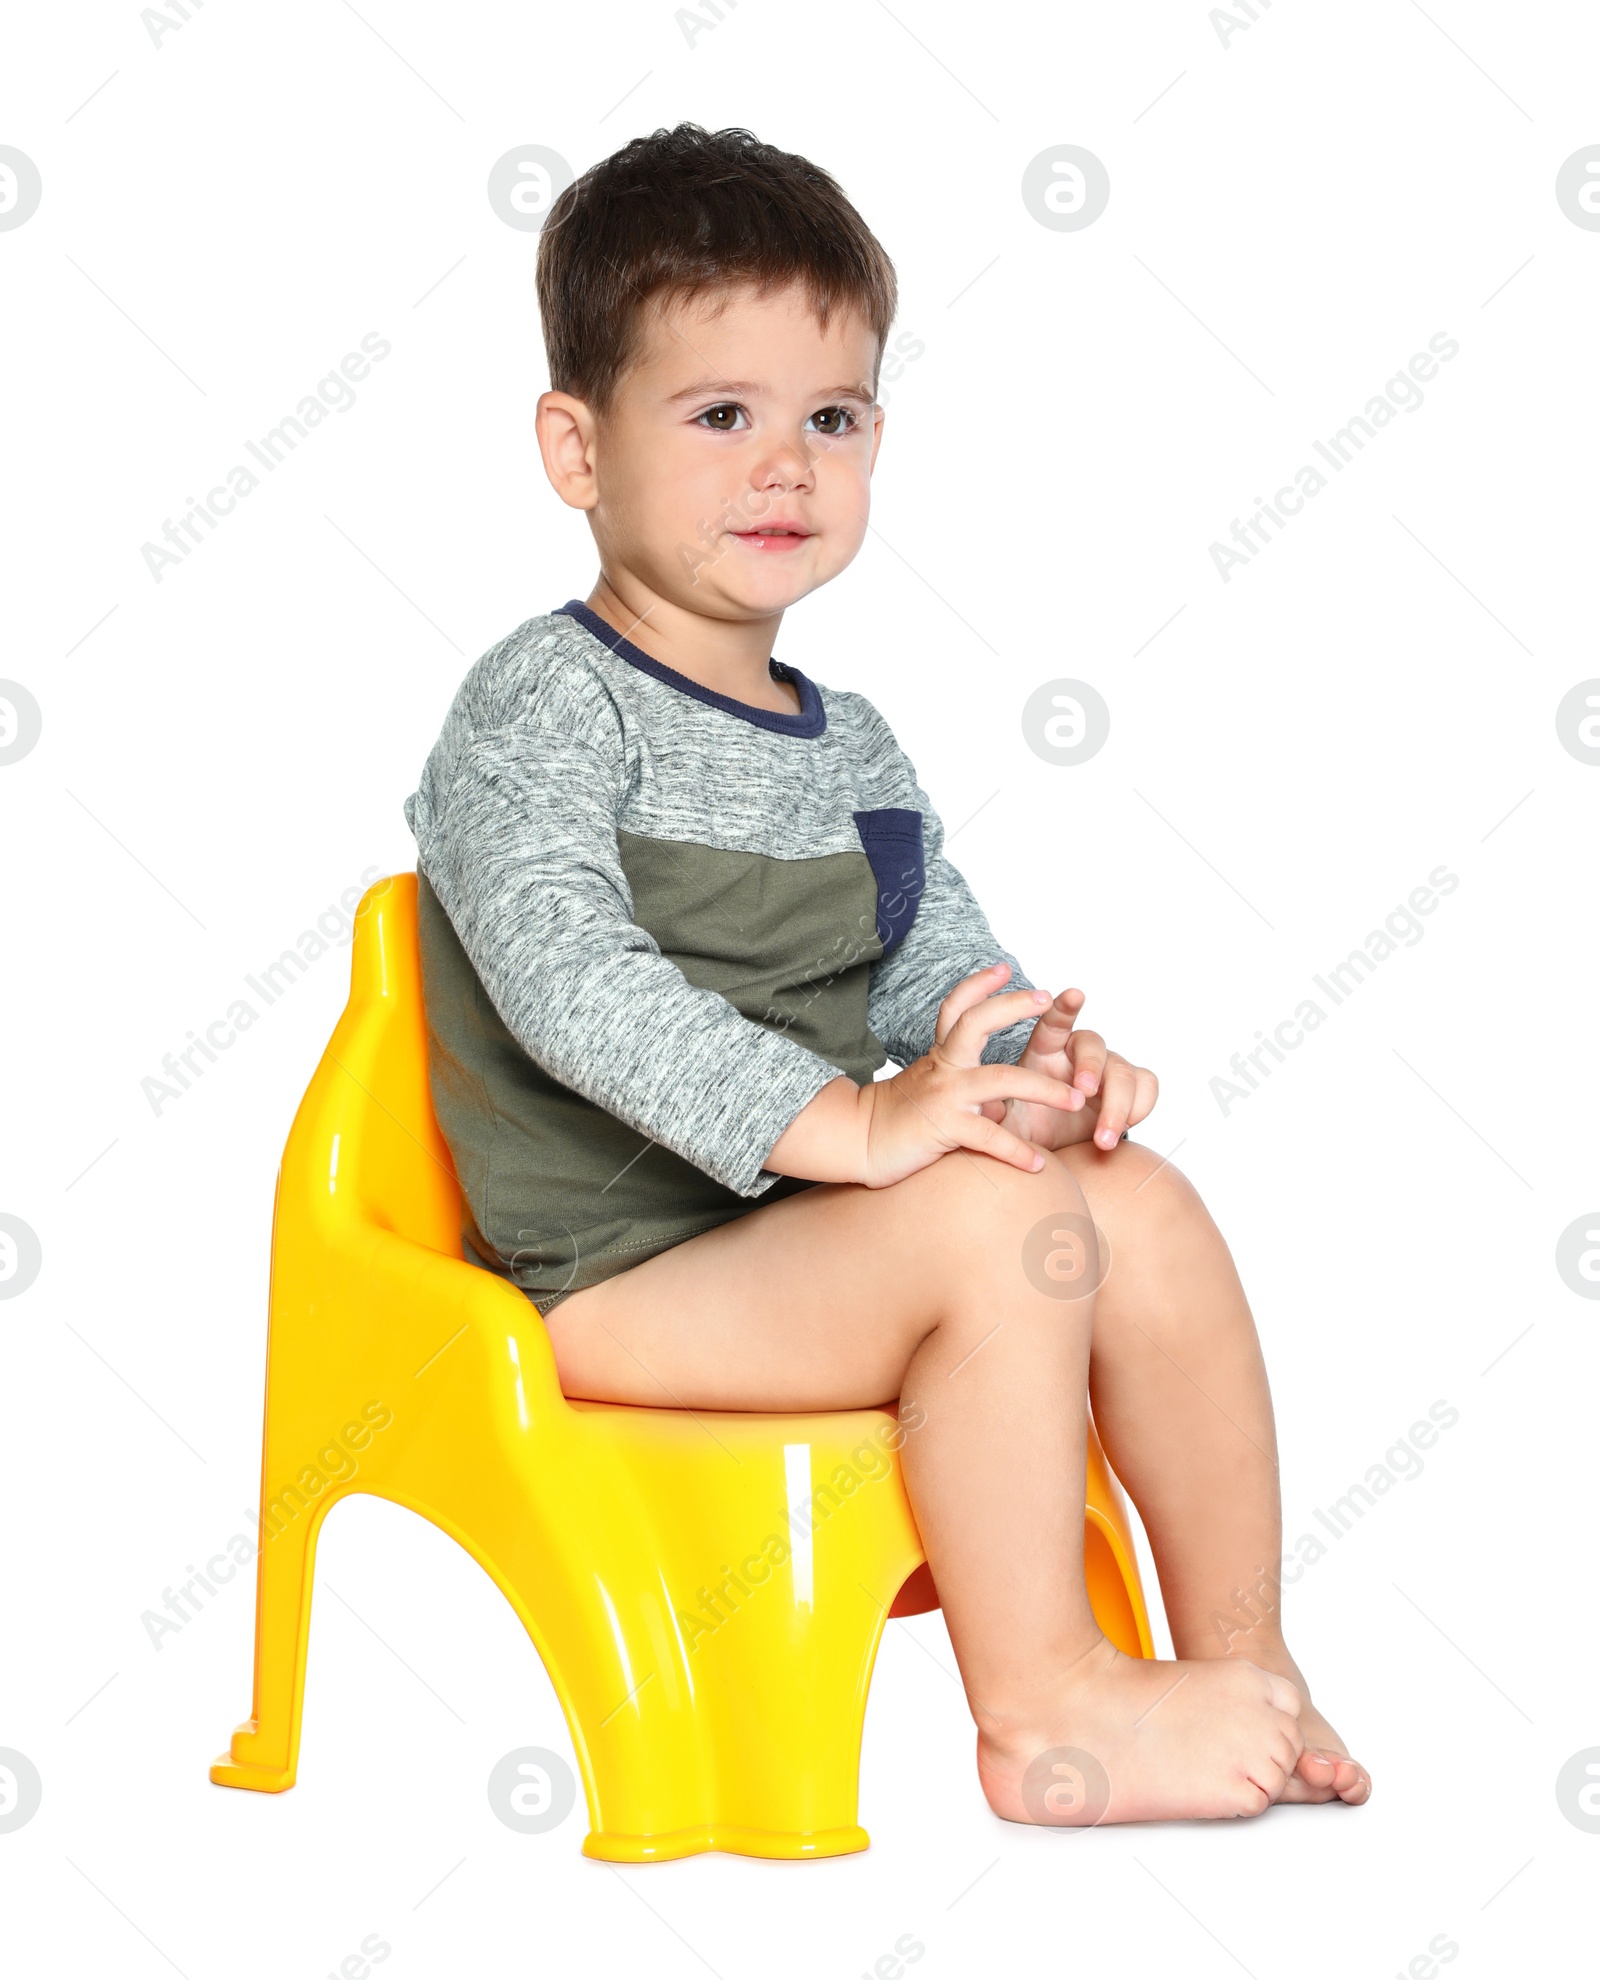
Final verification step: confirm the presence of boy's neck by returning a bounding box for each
[583,575,800,716]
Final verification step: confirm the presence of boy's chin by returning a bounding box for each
[683,567,826,619]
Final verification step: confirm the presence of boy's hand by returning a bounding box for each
[856,967,1091,1185]
[999,981,1159,1152]
[763,965,1088,1187]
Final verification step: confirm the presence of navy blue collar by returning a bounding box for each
[556,598,826,738]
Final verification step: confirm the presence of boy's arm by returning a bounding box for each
[410,719,840,1198]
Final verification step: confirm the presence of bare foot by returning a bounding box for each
[1255,1653,1370,1805]
[976,1636,1305,1825]
[1196,1642,1370,1805]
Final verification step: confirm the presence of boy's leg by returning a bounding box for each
[542,1145,1305,1825]
[1057,1135,1370,1804]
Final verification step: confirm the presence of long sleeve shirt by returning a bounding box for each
[403,598,1033,1304]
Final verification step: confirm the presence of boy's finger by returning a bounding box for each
[960,1115,1049,1173]
[943,986,1053,1060]
[1106,1062,1157,1129]
[934,962,1013,1044]
[1021,990,1085,1057]
[967,1064,1087,1112]
[1091,1059,1138,1147]
[1068,1030,1109,1092]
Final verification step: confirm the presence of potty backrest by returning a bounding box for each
[281,871,464,1260]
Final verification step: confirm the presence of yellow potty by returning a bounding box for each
[210,874,1154,1860]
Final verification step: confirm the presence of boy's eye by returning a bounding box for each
[691,402,863,436]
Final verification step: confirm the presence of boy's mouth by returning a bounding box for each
[729,525,813,552]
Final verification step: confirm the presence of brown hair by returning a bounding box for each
[536,123,898,416]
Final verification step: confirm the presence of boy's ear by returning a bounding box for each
[868,401,885,475]
[535,389,600,510]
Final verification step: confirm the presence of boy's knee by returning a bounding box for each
[1033,1145,1093,1209]
[1063,1136,1199,1220]
[926,1144,1086,1219]
[922,1148,1095,1290]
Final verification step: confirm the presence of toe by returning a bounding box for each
[1296,1750,1339,1788]
[1260,1669,1304,1719]
[1273,1749,1342,1803]
[1335,1759,1371,1804]
[1283,1749,1370,1805]
[1278,1709,1307,1760]
[1246,1755,1290,1805]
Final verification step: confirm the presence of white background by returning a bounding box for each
[4,1,1598,1974]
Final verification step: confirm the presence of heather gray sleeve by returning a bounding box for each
[408,713,840,1196]
[866,781,1036,1069]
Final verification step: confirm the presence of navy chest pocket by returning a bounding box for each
[853,808,926,959]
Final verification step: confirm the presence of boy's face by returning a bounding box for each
[555,280,884,622]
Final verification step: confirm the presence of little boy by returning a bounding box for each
[404,123,1368,1822]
